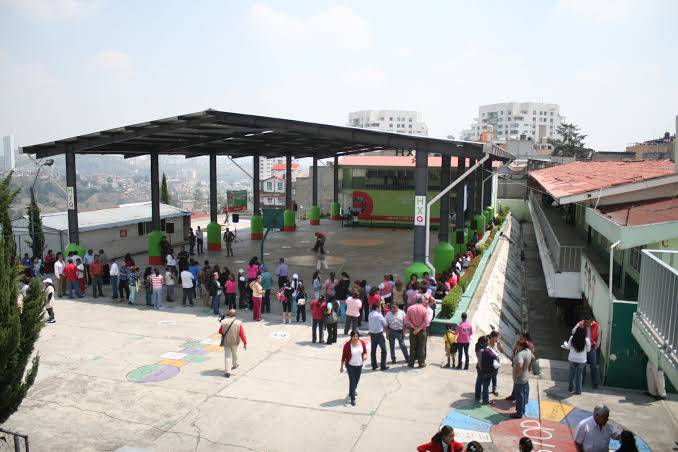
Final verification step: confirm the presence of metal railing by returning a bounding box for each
[636,250,678,360]
[0,428,30,452]
[528,191,582,272]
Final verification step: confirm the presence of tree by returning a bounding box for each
[548,123,593,158]
[0,173,45,424]
[161,172,171,205]
[26,189,45,259]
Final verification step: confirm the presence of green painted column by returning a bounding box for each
[330,202,340,220]
[406,261,431,282]
[485,206,494,224]
[207,221,221,251]
[283,209,296,232]
[433,241,455,275]
[250,214,263,240]
[64,243,86,260]
[474,214,486,238]
[309,206,320,225]
[148,230,164,265]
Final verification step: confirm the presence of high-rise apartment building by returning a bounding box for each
[2,135,16,173]
[461,102,564,142]
[259,157,285,180]
[348,110,428,136]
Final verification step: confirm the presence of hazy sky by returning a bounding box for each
[1,0,676,152]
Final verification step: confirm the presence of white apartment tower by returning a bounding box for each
[258,157,285,181]
[2,135,16,173]
[348,110,428,136]
[461,102,564,142]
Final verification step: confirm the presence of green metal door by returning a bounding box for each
[262,208,284,230]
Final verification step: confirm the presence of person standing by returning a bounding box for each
[89,256,103,298]
[455,312,473,370]
[128,266,140,305]
[295,284,307,323]
[109,258,120,300]
[310,295,326,343]
[54,254,65,298]
[385,303,409,365]
[150,268,165,309]
[259,264,273,314]
[84,249,95,285]
[76,258,86,296]
[180,267,195,306]
[223,227,235,257]
[392,278,405,310]
[43,278,56,323]
[574,404,621,452]
[488,331,504,396]
[99,249,110,286]
[324,302,338,344]
[276,257,289,288]
[188,227,196,256]
[323,272,337,303]
[118,262,130,303]
[443,327,458,368]
[312,271,321,300]
[562,326,591,395]
[43,249,56,275]
[166,252,177,277]
[64,258,82,299]
[510,338,533,419]
[340,330,367,406]
[344,291,362,335]
[368,303,389,371]
[335,272,351,322]
[224,273,237,310]
[143,267,153,306]
[378,274,393,307]
[573,315,601,390]
[164,267,175,302]
[478,337,499,405]
[196,226,204,255]
[209,272,222,315]
[416,426,464,452]
[406,296,432,368]
[250,275,264,321]
[219,309,247,378]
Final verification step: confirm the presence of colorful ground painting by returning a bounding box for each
[442,399,651,451]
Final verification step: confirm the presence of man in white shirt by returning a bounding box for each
[574,404,621,452]
[54,255,65,297]
[180,268,195,306]
[196,226,204,255]
[385,304,409,365]
[109,259,120,300]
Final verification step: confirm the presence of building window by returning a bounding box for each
[266,181,272,191]
[409,118,413,122]
[277,182,283,191]
[138,222,145,236]
[389,117,393,120]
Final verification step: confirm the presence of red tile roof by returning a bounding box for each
[529,160,675,199]
[596,197,678,226]
[339,155,501,168]
[271,163,300,171]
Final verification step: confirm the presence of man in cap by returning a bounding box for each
[218,309,247,378]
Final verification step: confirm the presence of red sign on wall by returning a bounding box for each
[120,229,128,238]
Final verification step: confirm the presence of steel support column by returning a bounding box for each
[251,154,263,239]
[438,155,451,242]
[283,154,296,231]
[209,153,217,223]
[455,157,467,251]
[466,159,476,221]
[65,152,79,245]
[148,152,163,264]
[406,151,429,278]
[331,155,340,220]
[310,156,320,225]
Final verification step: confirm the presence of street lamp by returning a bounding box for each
[29,159,54,258]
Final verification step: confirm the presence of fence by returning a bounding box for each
[0,428,30,452]
[528,191,582,272]
[636,250,678,361]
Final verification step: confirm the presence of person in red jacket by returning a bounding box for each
[340,330,367,406]
[572,314,601,389]
[310,296,327,344]
[417,426,463,452]
[63,258,83,299]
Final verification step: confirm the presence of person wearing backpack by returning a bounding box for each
[311,295,327,343]
[277,282,293,324]
[295,284,307,322]
[324,302,338,344]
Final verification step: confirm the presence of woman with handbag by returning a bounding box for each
[340,330,367,406]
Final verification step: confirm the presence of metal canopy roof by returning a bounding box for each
[21,109,514,161]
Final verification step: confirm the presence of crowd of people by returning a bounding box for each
[20,230,649,451]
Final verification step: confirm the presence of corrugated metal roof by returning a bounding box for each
[596,197,678,226]
[35,202,189,232]
[529,160,676,199]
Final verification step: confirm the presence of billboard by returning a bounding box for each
[225,190,248,212]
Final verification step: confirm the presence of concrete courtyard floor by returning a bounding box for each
[5,220,678,451]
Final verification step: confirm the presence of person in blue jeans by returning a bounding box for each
[563,326,591,395]
[478,343,499,404]
[474,335,488,402]
[510,339,533,418]
[368,303,389,371]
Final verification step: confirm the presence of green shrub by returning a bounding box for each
[475,243,486,255]
[439,286,462,319]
